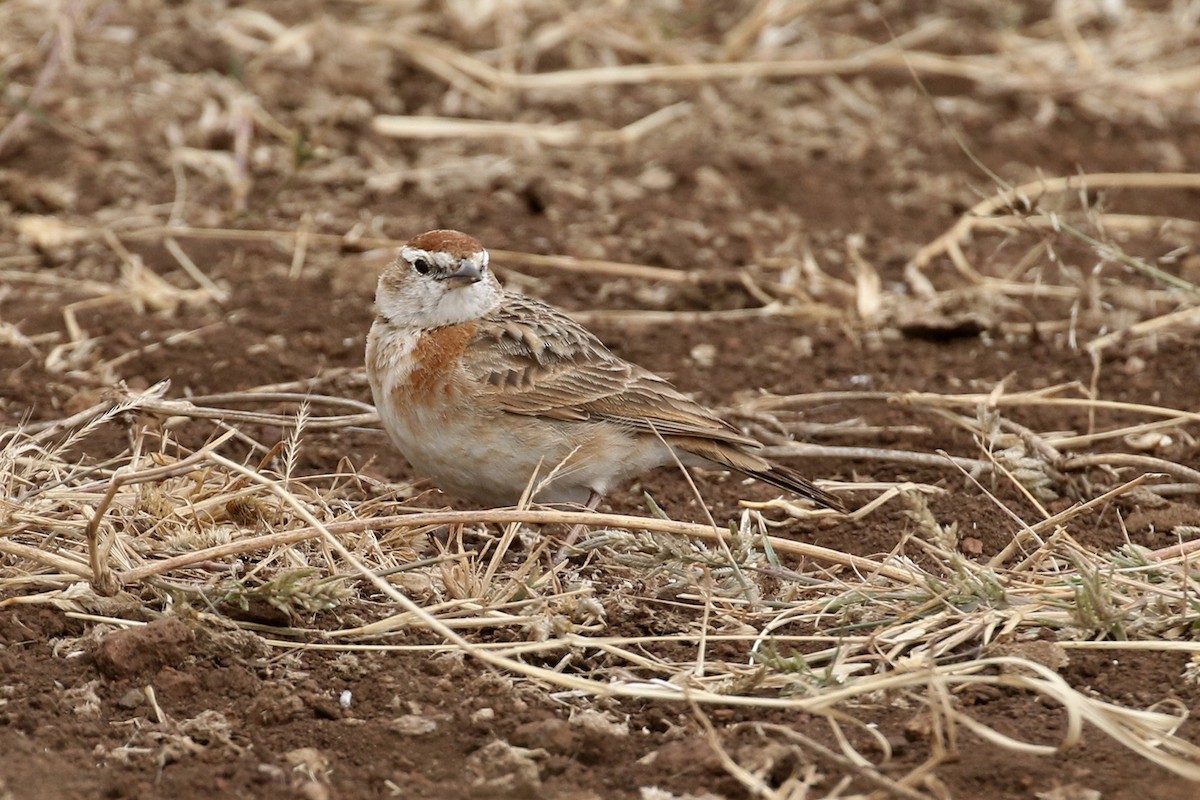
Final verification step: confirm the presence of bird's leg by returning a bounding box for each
[431,521,467,553]
[555,490,603,561]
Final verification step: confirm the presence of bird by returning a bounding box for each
[365,229,844,516]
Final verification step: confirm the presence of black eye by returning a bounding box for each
[412,257,431,275]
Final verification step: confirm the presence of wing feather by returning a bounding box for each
[462,295,756,447]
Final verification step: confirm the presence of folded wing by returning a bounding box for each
[462,294,842,510]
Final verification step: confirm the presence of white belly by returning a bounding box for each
[367,323,671,506]
[373,394,671,505]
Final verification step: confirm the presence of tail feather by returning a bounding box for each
[674,437,845,512]
[743,463,845,512]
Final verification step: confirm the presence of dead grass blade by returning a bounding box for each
[6,379,1200,781]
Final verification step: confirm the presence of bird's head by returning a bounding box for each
[375,229,502,328]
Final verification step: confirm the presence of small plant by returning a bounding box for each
[221,569,351,616]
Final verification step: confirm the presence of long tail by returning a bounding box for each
[743,463,845,512]
[675,437,846,512]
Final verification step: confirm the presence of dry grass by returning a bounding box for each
[4,0,1200,795]
[5,359,1200,788]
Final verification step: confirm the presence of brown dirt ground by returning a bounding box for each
[3,1,1200,798]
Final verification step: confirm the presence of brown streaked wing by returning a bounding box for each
[462,295,758,446]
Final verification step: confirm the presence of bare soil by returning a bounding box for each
[3,1,1200,798]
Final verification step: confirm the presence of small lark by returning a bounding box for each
[366,230,843,513]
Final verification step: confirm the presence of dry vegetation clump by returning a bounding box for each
[3,0,1200,796]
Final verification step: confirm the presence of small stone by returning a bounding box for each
[790,336,814,358]
[689,343,717,368]
[569,708,628,737]
[1121,356,1146,375]
[637,165,676,192]
[116,688,146,709]
[298,781,330,800]
[389,714,438,736]
[903,712,933,742]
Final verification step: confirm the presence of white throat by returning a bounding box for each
[377,278,502,329]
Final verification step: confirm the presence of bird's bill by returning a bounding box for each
[441,261,483,288]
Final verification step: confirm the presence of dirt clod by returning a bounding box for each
[512,718,577,755]
[91,618,195,680]
[468,740,546,791]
